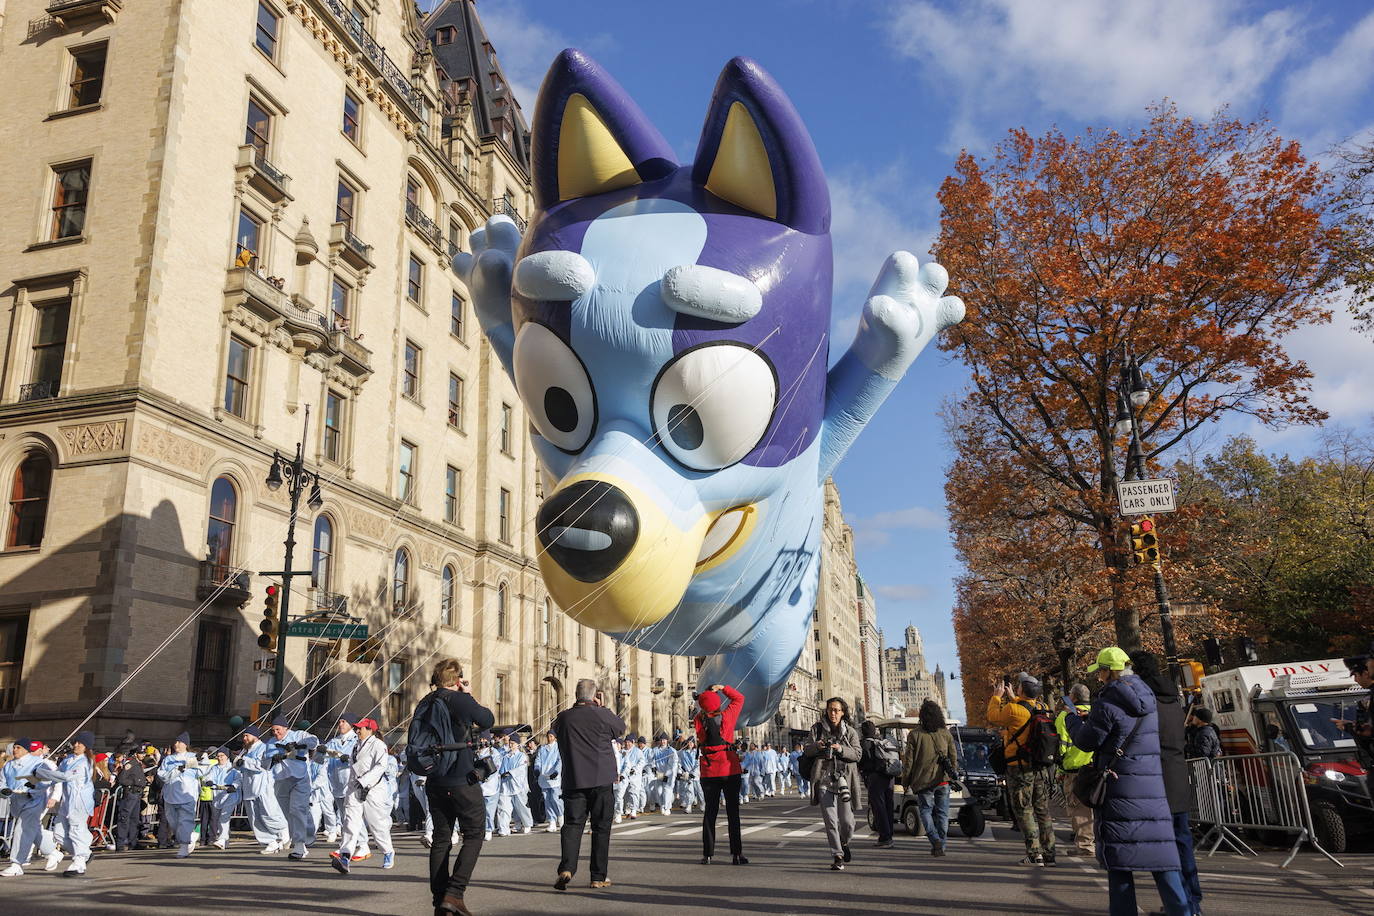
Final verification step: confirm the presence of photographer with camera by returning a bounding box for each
[551,679,626,892]
[694,683,747,866]
[803,697,862,870]
[987,673,1058,866]
[903,699,958,857]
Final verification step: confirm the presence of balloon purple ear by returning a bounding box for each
[691,57,830,234]
[530,49,677,210]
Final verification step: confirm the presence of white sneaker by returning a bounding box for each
[325,831,338,845]
[175,844,191,858]
[483,831,492,841]
[1,864,23,877]
[212,842,227,850]
[521,825,532,835]
[661,808,670,816]
[545,823,558,833]
[613,815,622,824]
[44,852,63,871]
[64,858,87,876]
[260,842,280,855]
[289,842,307,859]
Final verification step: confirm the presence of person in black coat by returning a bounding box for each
[552,679,626,891]
[113,753,146,852]
[1131,651,1203,916]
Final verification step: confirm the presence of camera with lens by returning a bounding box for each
[468,753,499,785]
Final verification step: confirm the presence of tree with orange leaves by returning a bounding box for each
[935,106,1344,652]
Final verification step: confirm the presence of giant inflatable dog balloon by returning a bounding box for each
[457,50,964,724]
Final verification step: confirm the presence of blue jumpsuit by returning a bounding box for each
[264,730,318,848]
[477,747,500,833]
[648,744,678,813]
[3,754,55,866]
[38,754,94,863]
[205,763,241,846]
[496,746,532,834]
[156,753,205,847]
[534,742,563,826]
[234,741,288,847]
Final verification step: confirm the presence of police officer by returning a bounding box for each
[234,727,289,854]
[156,732,206,858]
[112,749,147,852]
[648,733,677,815]
[0,739,56,877]
[264,714,319,859]
[496,732,533,835]
[204,747,241,849]
[535,729,563,833]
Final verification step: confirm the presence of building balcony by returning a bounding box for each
[309,589,348,616]
[330,329,372,379]
[224,266,290,323]
[198,562,251,606]
[18,380,60,402]
[236,145,292,204]
[317,0,427,124]
[447,238,462,266]
[283,294,330,352]
[492,195,527,233]
[651,677,666,695]
[671,682,685,698]
[329,221,374,270]
[404,201,444,251]
[46,0,122,30]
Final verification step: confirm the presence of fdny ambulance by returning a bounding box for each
[1199,657,1372,852]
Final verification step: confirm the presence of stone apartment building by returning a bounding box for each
[883,624,948,717]
[857,575,886,721]
[0,0,694,746]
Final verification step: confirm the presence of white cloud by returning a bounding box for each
[1281,10,1374,130]
[848,503,946,547]
[472,1,615,115]
[874,583,934,602]
[884,0,1303,152]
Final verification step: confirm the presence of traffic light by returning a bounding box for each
[346,636,380,664]
[1130,516,1160,564]
[258,584,280,651]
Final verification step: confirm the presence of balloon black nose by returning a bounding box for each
[536,481,639,583]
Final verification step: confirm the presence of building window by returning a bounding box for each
[494,673,506,721]
[349,1,366,30]
[245,98,271,158]
[0,614,28,713]
[206,476,237,568]
[190,620,232,716]
[577,623,585,658]
[407,254,423,302]
[594,632,603,665]
[450,292,465,340]
[392,548,410,614]
[68,43,107,109]
[406,177,420,208]
[50,162,90,241]
[441,565,456,627]
[255,2,280,60]
[403,341,420,400]
[335,179,356,231]
[5,454,53,550]
[444,465,460,523]
[312,514,333,590]
[447,373,463,429]
[387,658,408,726]
[235,207,262,267]
[329,276,351,327]
[500,403,513,455]
[497,583,508,637]
[303,641,331,725]
[398,441,416,503]
[223,337,250,418]
[323,390,344,463]
[541,597,551,646]
[342,90,361,142]
[498,487,511,542]
[29,300,70,396]
[435,26,457,45]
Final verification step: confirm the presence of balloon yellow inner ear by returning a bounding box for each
[705,102,777,219]
[558,93,640,201]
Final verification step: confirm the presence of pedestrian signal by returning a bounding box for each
[347,636,380,664]
[1130,517,1159,564]
[258,584,280,650]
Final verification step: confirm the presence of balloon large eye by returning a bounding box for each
[513,322,597,453]
[651,343,777,471]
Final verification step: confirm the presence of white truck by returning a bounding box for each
[1199,657,1372,852]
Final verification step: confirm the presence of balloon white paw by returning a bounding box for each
[454,214,523,334]
[850,251,965,380]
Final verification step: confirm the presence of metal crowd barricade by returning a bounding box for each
[1189,751,1340,868]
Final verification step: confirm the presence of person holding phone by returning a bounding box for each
[552,678,626,891]
[1054,684,1095,856]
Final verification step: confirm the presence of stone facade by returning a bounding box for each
[857,575,886,721]
[883,625,948,717]
[0,0,693,747]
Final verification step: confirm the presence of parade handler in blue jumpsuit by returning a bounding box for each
[535,730,563,832]
[157,732,207,858]
[205,748,241,849]
[0,739,56,877]
[265,714,319,860]
[37,732,97,875]
[234,727,288,853]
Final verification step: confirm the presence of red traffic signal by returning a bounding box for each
[265,584,279,596]
[1136,518,1154,533]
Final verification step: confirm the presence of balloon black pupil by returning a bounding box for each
[544,387,578,433]
[667,404,704,450]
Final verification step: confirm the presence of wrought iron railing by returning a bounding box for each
[447,238,462,263]
[340,225,372,263]
[405,201,442,247]
[492,195,527,233]
[320,0,426,121]
[253,151,290,190]
[19,380,59,402]
[197,561,250,601]
[310,590,348,615]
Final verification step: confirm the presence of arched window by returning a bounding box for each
[312,514,334,591]
[496,583,508,637]
[441,565,456,628]
[541,597,551,646]
[205,476,237,568]
[5,452,53,549]
[392,548,410,615]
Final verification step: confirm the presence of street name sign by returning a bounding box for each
[1117,478,1176,516]
[285,621,369,639]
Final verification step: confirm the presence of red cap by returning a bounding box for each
[697,691,722,715]
[356,718,379,732]
[95,753,109,762]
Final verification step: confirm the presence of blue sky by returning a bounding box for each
[430,0,1374,718]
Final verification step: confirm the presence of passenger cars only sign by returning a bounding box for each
[1116,478,1176,516]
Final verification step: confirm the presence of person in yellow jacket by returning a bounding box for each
[1055,684,1095,855]
[987,674,1057,866]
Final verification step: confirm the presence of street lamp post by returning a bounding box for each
[264,407,324,704]
[1115,355,1179,681]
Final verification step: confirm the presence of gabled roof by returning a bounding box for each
[422,0,530,174]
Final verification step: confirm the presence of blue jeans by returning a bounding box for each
[915,784,950,848]
[1172,812,1202,913]
[1107,869,1190,916]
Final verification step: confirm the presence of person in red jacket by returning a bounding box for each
[694,684,748,866]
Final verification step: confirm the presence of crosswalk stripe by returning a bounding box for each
[615,824,667,836]
[784,824,822,837]
[668,826,700,836]
[739,820,784,835]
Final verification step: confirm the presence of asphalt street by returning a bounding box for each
[8,794,1371,915]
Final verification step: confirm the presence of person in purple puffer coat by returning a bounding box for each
[1065,647,1190,916]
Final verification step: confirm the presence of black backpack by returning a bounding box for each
[405,692,458,777]
[865,737,902,778]
[1012,701,1059,770]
